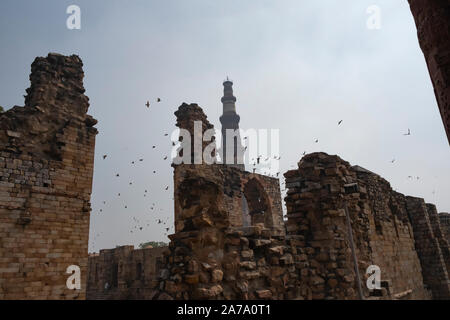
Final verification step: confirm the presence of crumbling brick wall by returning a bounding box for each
[86,245,168,300]
[408,0,450,144]
[0,53,97,299]
[86,103,446,300]
[426,204,450,277]
[284,154,434,300]
[172,103,284,236]
[151,105,440,300]
[406,197,450,299]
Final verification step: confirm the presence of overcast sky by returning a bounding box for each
[1,0,449,252]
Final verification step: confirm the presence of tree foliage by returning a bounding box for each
[138,241,167,249]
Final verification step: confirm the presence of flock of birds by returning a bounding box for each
[90,99,421,250]
[90,97,173,250]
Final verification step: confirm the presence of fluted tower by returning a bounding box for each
[220,78,244,170]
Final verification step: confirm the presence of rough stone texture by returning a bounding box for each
[174,103,216,165]
[86,246,168,300]
[172,103,284,236]
[440,212,450,243]
[0,53,97,299]
[406,197,450,299]
[284,154,431,300]
[408,0,450,144]
[135,104,445,300]
[426,205,450,276]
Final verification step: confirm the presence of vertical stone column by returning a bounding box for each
[0,53,97,299]
[406,197,450,299]
[426,204,450,275]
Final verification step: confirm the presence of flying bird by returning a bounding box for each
[315,139,319,143]
[157,98,161,102]
[145,101,150,108]
[338,120,343,125]
[103,155,107,160]
[403,128,411,136]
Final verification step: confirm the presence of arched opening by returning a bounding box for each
[243,178,273,228]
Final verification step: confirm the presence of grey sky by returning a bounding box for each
[0,0,449,253]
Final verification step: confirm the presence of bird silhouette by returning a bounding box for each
[103,155,107,160]
[403,128,411,136]
[338,120,343,125]
[315,139,319,143]
[157,98,161,102]
[146,101,150,108]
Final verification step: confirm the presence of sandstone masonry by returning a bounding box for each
[0,53,97,299]
[86,104,448,300]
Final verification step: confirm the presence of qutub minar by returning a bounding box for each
[0,1,449,300]
[220,78,245,170]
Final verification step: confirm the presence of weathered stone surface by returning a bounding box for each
[0,53,97,300]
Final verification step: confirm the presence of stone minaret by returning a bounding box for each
[220,78,245,170]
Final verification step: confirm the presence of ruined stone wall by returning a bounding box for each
[0,53,97,299]
[173,164,284,236]
[154,153,446,300]
[406,197,450,299]
[149,105,445,300]
[408,0,450,144]
[172,103,284,236]
[426,204,450,277]
[86,245,168,300]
